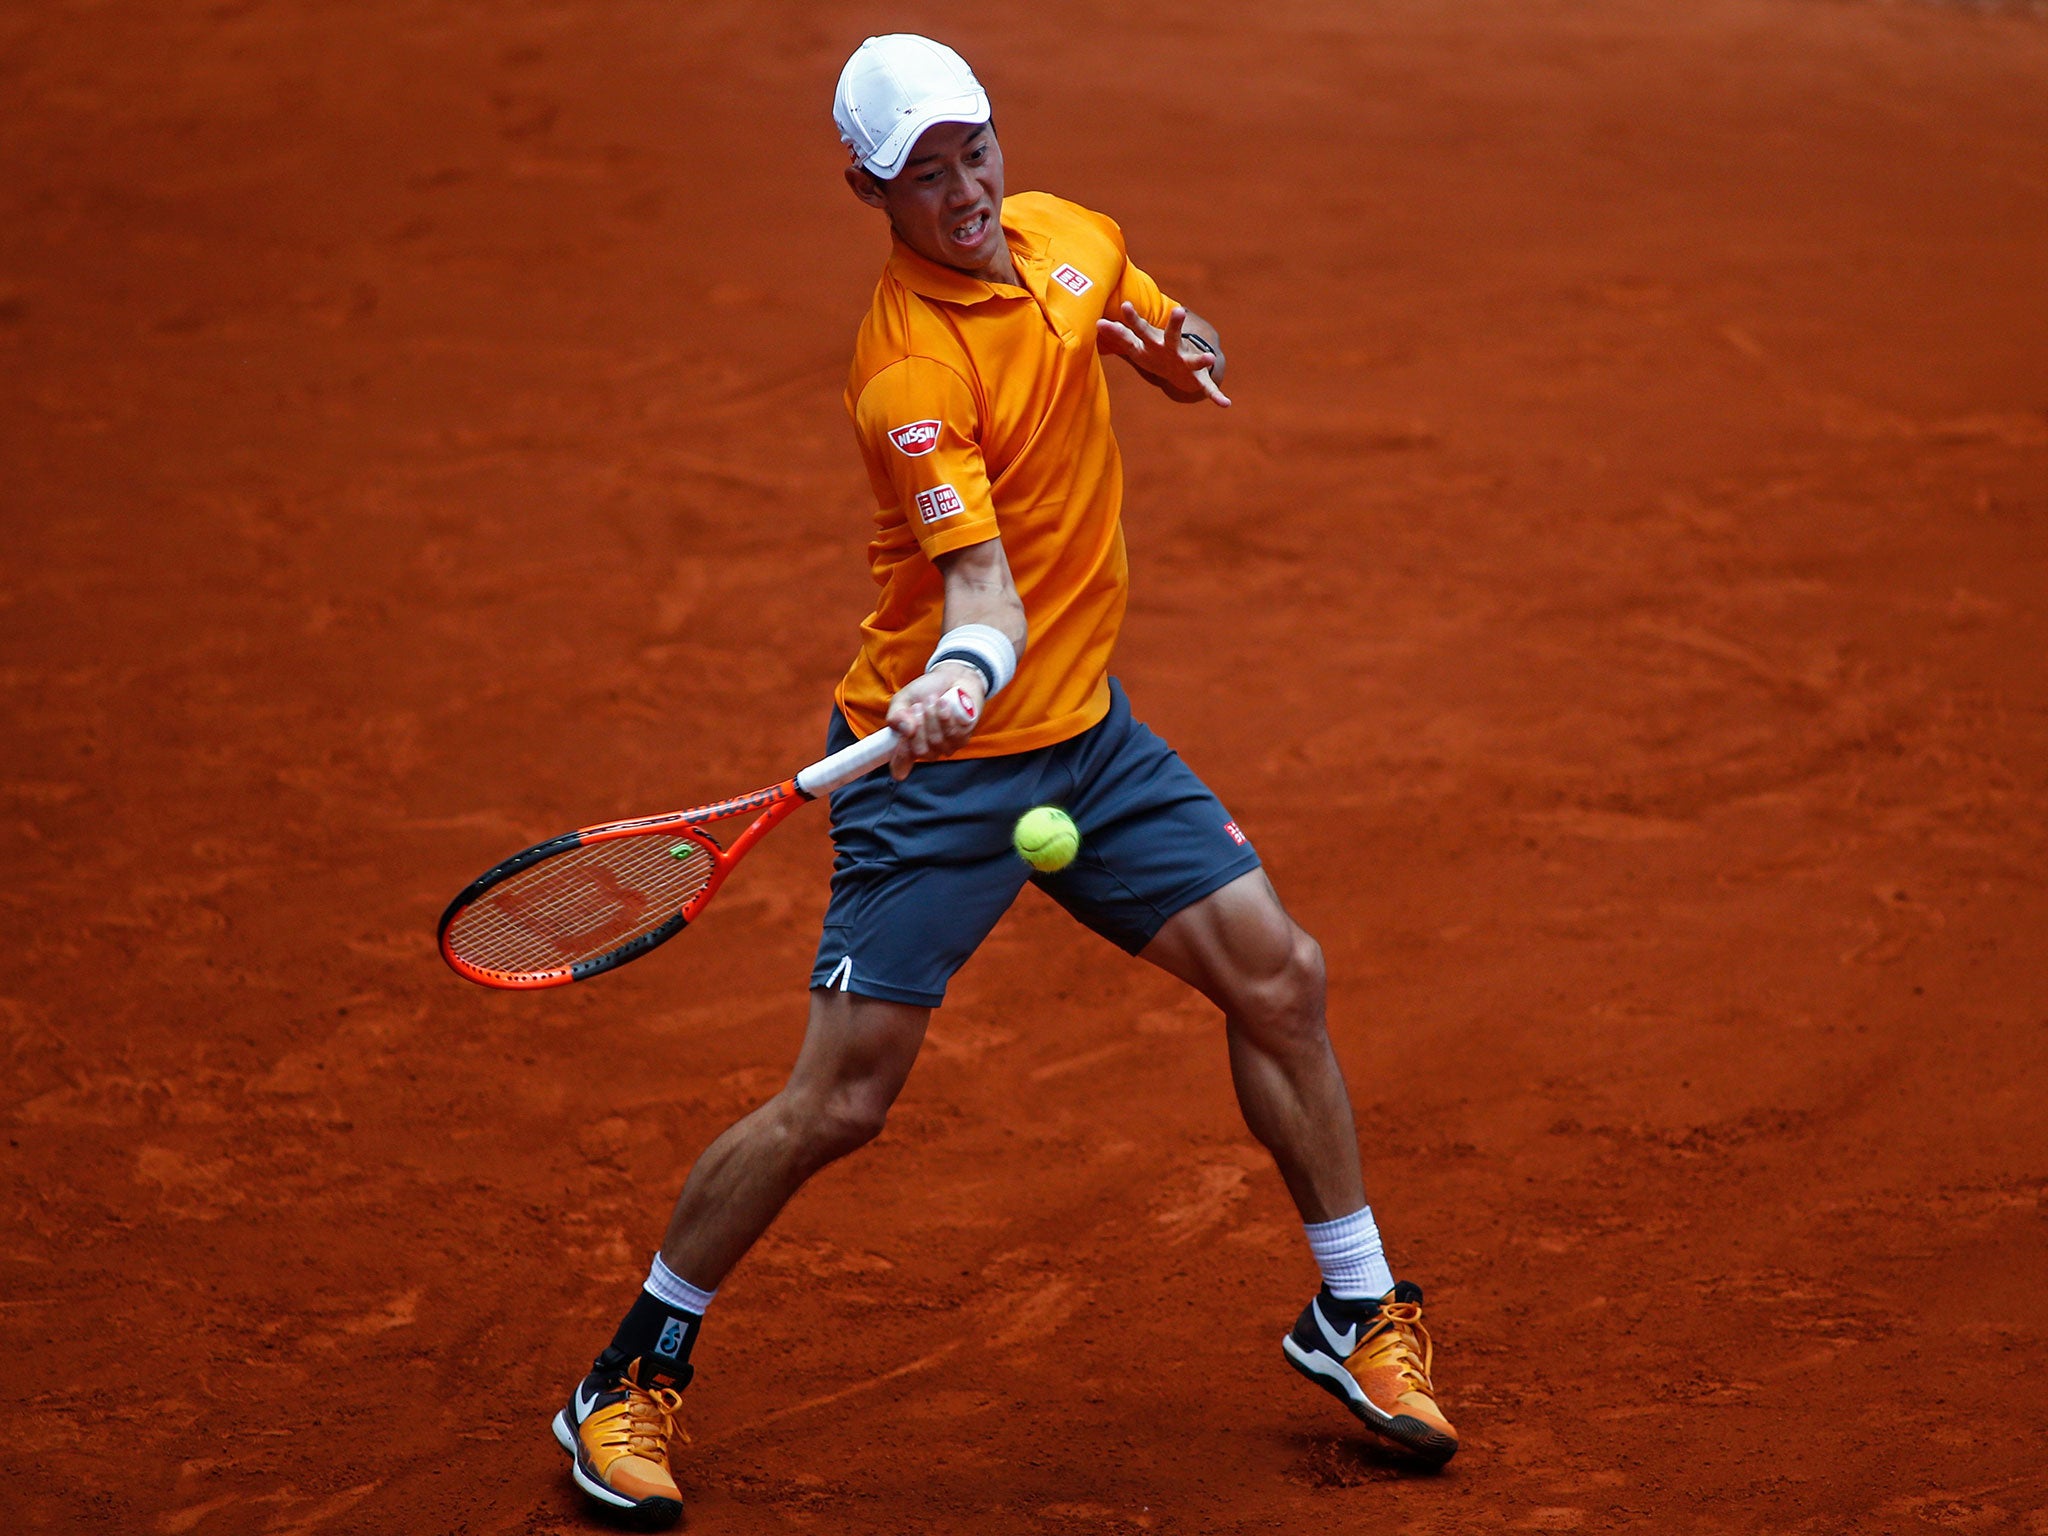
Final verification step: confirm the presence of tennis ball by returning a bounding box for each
[1014,806,1080,873]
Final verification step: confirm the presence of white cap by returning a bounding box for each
[833,34,991,180]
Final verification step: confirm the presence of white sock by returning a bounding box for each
[1304,1206,1394,1301]
[645,1253,717,1315]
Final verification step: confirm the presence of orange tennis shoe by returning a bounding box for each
[552,1354,690,1528]
[1282,1281,1459,1465]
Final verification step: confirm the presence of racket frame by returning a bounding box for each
[437,689,965,990]
[437,784,808,989]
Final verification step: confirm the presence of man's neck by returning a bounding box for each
[897,223,1019,289]
[974,232,1020,288]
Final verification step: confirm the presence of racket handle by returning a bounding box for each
[795,686,978,798]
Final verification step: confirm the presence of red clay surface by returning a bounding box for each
[5,2,2047,1532]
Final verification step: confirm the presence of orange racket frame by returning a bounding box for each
[438,688,975,989]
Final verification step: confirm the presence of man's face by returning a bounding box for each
[848,121,1006,275]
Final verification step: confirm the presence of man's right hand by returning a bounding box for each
[884,666,986,780]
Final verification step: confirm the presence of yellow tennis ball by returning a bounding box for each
[1014,806,1080,873]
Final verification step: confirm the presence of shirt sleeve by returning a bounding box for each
[851,356,1001,560]
[1106,249,1180,332]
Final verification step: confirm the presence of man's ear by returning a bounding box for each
[845,165,889,210]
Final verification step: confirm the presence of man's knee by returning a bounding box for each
[774,990,926,1169]
[777,1073,897,1170]
[1236,925,1328,1046]
[810,1082,894,1163]
[1290,927,1327,1005]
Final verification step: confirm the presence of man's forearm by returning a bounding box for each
[936,540,1027,654]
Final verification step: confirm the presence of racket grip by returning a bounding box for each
[794,686,978,798]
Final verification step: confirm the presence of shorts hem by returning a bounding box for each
[810,976,947,1009]
[1109,848,1265,956]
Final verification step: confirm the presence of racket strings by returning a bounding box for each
[446,833,718,975]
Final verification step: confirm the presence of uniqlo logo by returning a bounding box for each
[915,484,965,524]
[1223,820,1247,846]
[1051,263,1093,296]
[887,419,941,456]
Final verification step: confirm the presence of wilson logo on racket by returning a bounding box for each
[914,484,965,524]
[492,868,650,960]
[887,419,941,455]
[1051,263,1093,296]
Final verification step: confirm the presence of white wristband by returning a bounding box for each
[926,623,1016,698]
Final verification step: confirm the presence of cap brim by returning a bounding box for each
[862,89,991,179]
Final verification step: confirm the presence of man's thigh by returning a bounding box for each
[783,986,932,1108]
[1135,867,1306,1012]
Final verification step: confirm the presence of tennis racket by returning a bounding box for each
[438,688,975,989]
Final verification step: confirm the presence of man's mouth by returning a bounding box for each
[949,209,991,247]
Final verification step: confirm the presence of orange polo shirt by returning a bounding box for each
[835,191,1178,757]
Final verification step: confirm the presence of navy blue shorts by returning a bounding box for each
[809,679,1262,1007]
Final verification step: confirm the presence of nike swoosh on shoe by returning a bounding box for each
[1313,1298,1361,1356]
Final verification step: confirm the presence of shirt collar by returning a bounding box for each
[886,213,1045,306]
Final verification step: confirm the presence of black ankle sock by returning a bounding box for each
[1320,1279,1420,1320]
[595,1288,702,1388]
[1319,1287,1383,1323]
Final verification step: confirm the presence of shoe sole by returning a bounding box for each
[552,1408,684,1529]
[1282,1335,1459,1466]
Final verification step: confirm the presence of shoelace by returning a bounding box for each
[1356,1301,1437,1396]
[601,1383,691,1459]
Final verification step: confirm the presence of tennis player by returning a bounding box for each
[552,34,1457,1524]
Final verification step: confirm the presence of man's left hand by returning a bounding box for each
[1096,304,1231,407]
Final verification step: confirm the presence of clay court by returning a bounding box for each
[5,0,2046,1530]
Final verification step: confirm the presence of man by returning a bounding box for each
[552,34,1457,1526]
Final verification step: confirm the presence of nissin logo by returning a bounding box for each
[1051,264,1093,296]
[887,420,941,456]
